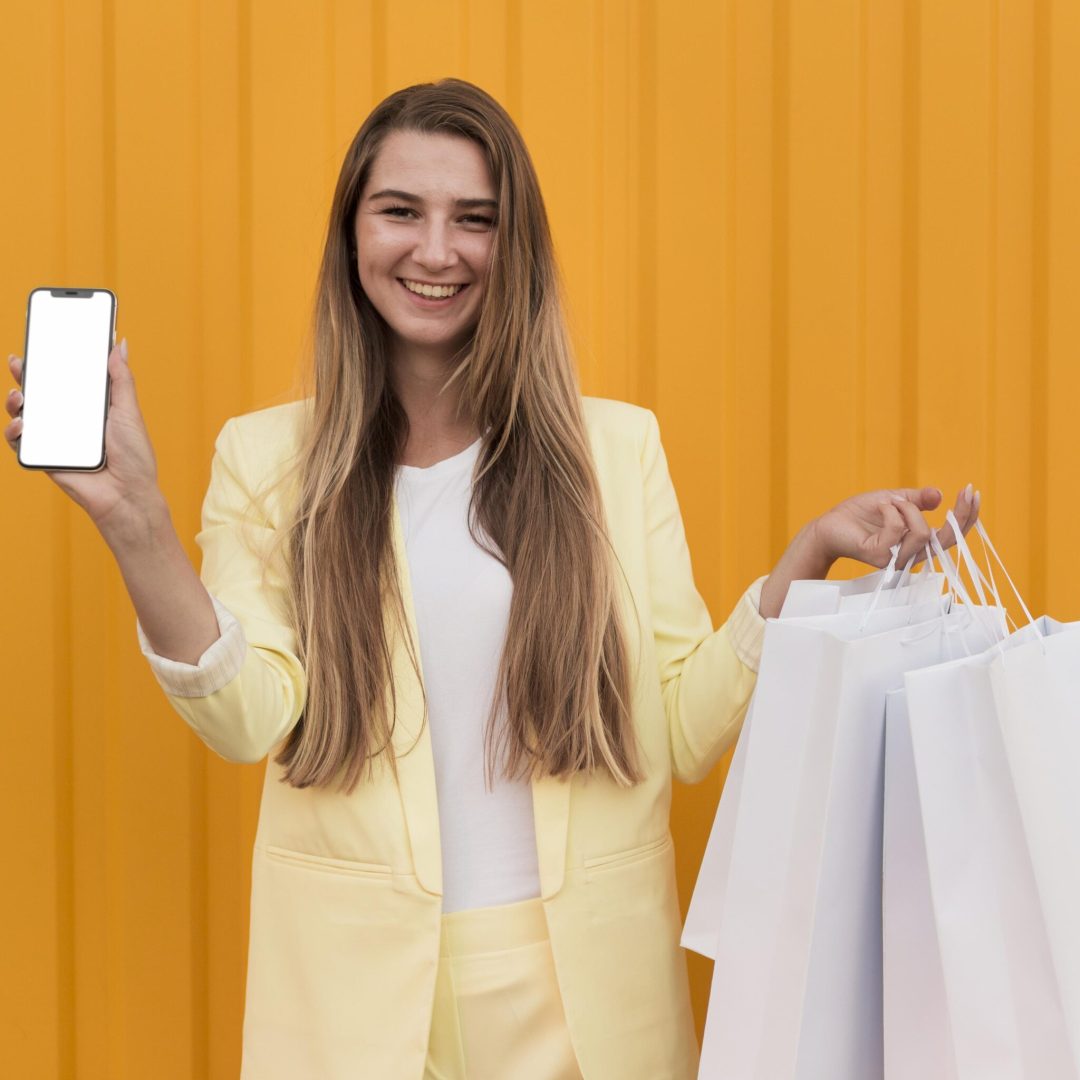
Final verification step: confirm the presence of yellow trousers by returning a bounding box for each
[424,896,584,1080]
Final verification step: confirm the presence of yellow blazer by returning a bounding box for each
[151,394,765,1079]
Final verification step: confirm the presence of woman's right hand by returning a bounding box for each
[6,341,168,540]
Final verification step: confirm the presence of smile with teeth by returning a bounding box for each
[399,278,468,299]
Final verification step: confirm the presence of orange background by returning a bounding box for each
[2,1,1079,1077]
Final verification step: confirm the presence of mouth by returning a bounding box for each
[397,278,470,307]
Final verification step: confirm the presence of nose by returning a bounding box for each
[412,218,457,271]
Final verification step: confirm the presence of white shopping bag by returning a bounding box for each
[882,687,958,1080]
[893,620,1079,1079]
[988,619,1080,1056]
[698,595,1001,1080]
[684,556,941,960]
[884,515,1080,1079]
[681,693,755,958]
[779,558,940,619]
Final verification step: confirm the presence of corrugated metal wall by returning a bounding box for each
[2,1,1078,1076]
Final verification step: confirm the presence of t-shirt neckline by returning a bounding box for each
[396,435,483,479]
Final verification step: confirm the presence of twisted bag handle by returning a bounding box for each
[943,508,1044,657]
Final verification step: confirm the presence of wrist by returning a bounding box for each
[794,516,836,580]
[757,518,836,620]
[98,490,174,554]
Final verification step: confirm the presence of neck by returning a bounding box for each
[389,342,479,458]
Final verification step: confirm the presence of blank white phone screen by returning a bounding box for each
[20,289,114,469]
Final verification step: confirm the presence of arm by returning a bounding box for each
[122,418,307,763]
[641,409,766,784]
[640,408,981,783]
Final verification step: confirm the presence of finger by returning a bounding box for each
[869,500,909,568]
[890,486,943,512]
[890,497,934,567]
[6,386,23,419]
[9,353,23,387]
[5,413,23,452]
[934,484,976,550]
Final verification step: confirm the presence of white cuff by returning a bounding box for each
[136,594,248,698]
[723,575,768,673]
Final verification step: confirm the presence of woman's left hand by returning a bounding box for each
[758,484,981,619]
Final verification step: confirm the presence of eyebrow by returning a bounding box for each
[367,188,498,211]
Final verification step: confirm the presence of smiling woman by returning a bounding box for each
[15,75,976,1080]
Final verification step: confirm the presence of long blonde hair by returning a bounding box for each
[262,78,643,795]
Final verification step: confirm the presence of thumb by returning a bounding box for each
[107,338,138,410]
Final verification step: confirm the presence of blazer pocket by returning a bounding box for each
[262,844,393,879]
[583,833,672,874]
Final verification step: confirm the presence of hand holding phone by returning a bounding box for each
[8,304,223,673]
[7,302,165,541]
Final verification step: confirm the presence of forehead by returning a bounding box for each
[364,129,495,199]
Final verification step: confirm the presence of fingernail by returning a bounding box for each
[974,489,981,509]
[119,337,128,362]
[964,482,973,501]
[891,495,908,505]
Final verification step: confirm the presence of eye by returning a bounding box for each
[381,206,415,218]
[464,215,496,227]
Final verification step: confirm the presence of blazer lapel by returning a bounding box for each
[388,489,443,897]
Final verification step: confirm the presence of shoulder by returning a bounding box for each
[226,398,311,449]
[211,400,312,511]
[581,395,655,450]
[217,398,312,476]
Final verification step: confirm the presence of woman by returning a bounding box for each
[6,78,978,1079]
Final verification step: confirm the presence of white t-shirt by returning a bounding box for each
[394,437,542,913]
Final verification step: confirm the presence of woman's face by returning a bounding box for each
[354,129,497,360]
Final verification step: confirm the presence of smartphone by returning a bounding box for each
[17,287,117,472]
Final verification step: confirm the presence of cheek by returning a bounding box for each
[466,239,495,283]
[356,225,406,267]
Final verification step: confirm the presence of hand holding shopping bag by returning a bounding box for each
[684,484,971,961]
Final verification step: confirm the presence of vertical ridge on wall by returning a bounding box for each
[987,0,999,521]
[855,0,868,492]
[188,0,210,1073]
[1047,0,1080,618]
[769,0,789,560]
[899,0,920,488]
[505,0,521,118]
[635,0,657,412]
[372,0,387,100]
[1030,0,1050,615]
[238,0,254,410]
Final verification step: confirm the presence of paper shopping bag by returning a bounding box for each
[698,600,1001,1080]
[988,620,1080,1045]
[882,687,957,1080]
[891,617,1080,1079]
[684,563,941,961]
[884,514,1080,1079]
[779,565,940,619]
